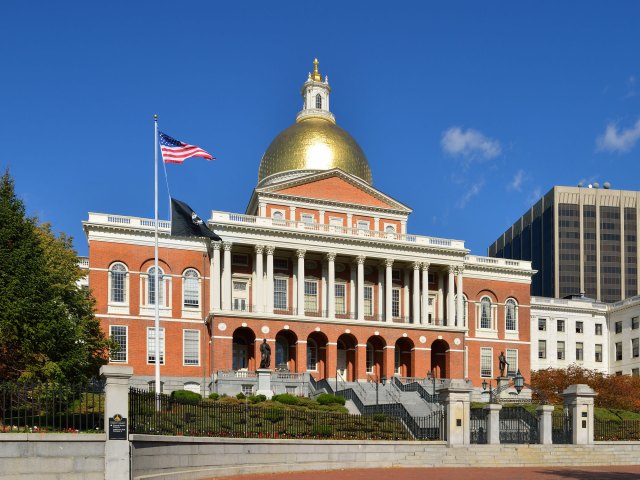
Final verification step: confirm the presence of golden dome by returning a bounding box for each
[258,117,373,185]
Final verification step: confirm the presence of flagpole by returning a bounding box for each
[154,114,161,398]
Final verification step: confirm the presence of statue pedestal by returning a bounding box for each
[256,369,273,399]
[496,376,510,400]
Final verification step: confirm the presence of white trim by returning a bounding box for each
[465,337,531,345]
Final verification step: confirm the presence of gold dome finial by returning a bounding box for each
[311,58,322,82]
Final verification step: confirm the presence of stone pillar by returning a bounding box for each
[100,365,133,480]
[563,384,597,445]
[265,246,274,313]
[403,268,410,323]
[447,266,455,326]
[456,267,464,327]
[484,403,502,444]
[385,258,393,322]
[289,205,296,220]
[256,369,274,399]
[537,405,554,445]
[212,243,221,310]
[439,380,473,446]
[374,217,380,231]
[421,263,430,325]
[356,344,368,380]
[254,245,264,312]
[297,249,306,316]
[400,219,407,234]
[327,252,336,319]
[412,262,421,324]
[384,345,396,378]
[221,242,232,310]
[377,264,384,321]
[437,272,444,322]
[356,255,365,320]
[350,263,356,318]
[319,210,325,224]
[259,202,266,217]
[326,342,338,381]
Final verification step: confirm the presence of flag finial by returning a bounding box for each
[311,58,322,82]
[154,114,158,120]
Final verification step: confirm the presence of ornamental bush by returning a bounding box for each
[316,393,345,406]
[171,390,202,402]
[272,393,299,405]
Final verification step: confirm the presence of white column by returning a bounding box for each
[259,202,266,217]
[456,267,464,327]
[327,252,336,319]
[222,241,232,310]
[421,263,430,325]
[356,255,365,320]
[447,266,455,326]
[347,213,353,229]
[296,249,306,316]
[412,262,420,324]
[385,259,393,322]
[377,263,384,321]
[374,217,380,231]
[254,245,264,312]
[212,243,221,310]
[289,206,296,221]
[437,272,444,323]
[292,258,298,314]
[265,245,274,313]
[403,268,410,323]
[400,219,407,234]
[350,263,356,318]
[319,210,325,224]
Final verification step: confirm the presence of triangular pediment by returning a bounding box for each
[255,169,411,212]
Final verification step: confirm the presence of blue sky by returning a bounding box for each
[2,2,639,256]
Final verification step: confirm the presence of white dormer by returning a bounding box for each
[296,58,335,124]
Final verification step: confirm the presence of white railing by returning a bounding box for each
[466,255,531,270]
[77,257,89,268]
[87,213,171,231]
[211,211,465,249]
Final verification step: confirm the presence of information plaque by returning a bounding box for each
[108,414,127,440]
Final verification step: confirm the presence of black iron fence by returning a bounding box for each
[552,410,572,444]
[470,408,487,444]
[129,388,411,440]
[0,381,104,433]
[499,406,538,444]
[595,419,640,441]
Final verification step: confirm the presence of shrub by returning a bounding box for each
[236,392,246,400]
[272,393,299,405]
[248,394,267,404]
[264,408,285,423]
[170,390,202,403]
[373,413,386,422]
[311,425,332,437]
[316,394,345,406]
[208,393,220,400]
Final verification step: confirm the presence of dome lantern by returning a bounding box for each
[297,58,335,124]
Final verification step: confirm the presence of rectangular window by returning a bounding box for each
[147,327,165,365]
[538,340,547,359]
[301,213,314,224]
[274,258,288,270]
[357,220,370,231]
[364,286,373,316]
[392,288,400,318]
[304,280,318,312]
[557,341,565,360]
[392,269,401,282]
[633,368,639,377]
[633,338,639,358]
[232,254,248,266]
[506,349,518,377]
[241,384,253,395]
[557,319,565,332]
[273,277,288,310]
[335,283,346,315]
[616,342,623,361]
[633,317,640,330]
[232,280,248,311]
[109,326,127,363]
[329,216,343,227]
[576,342,584,361]
[595,344,603,363]
[595,324,602,335]
[576,321,583,334]
[538,319,546,331]
[183,329,200,366]
[480,347,492,378]
[615,321,623,334]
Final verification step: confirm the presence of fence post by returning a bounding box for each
[562,384,596,445]
[439,379,473,446]
[101,365,133,480]
[536,405,554,444]
[483,403,502,444]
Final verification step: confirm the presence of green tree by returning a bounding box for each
[0,170,110,382]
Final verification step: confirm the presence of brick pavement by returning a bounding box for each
[220,466,640,480]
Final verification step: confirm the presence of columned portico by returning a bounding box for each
[356,255,365,320]
[447,266,455,326]
[265,245,274,313]
[296,249,306,315]
[421,263,429,325]
[222,241,232,310]
[456,266,464,326]
[326,252,336,318]
[412,262,420,324]
[212,243,221,310]
[254,245,264,312]
[384,258,393,322]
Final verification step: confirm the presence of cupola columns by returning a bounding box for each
[297,58,335,124]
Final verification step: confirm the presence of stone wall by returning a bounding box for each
[0,433,105,480]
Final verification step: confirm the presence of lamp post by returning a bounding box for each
[482,379,494,403]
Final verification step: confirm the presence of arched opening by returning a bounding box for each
[307,331,328,379]
[275,330,298,372]
[366,335,386,380]
[315,93,322,109]
[394,337,414,377]
[336,333,357,381]
[232,327,256,371]
[430,339,449,379]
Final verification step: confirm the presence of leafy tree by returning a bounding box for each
[0,169,110,382]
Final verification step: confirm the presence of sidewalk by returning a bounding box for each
[221,466,640,480]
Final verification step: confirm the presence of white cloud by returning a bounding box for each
[441,127,502,161]
[527,187,541,205]
[457,179,485,208]
[596,119,640,153]
[508,169,526,192]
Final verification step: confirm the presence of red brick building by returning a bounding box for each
[84,60,533,395]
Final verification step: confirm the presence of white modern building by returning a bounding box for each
[609,297,640,376]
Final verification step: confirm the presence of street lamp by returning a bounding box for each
[513,369,524,394]
[482,379,493,403]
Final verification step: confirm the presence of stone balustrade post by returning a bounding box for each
[439,379,473,446]
[484,403,502,444]
[537,405,554,444]
[562,384,597,445]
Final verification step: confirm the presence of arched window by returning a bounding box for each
[505,299,518,331]
[272,211,284,220]
[109,263,127,303]
[307,339,318,371]
[480,297,492,329]
[366,342,374,374]
[148,266,164,305]
[183,269,200,308]
[276,335,289,370]
[315,93,322,109]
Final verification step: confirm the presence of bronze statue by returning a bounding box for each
[498,351,509,377]
[259,339,271,369]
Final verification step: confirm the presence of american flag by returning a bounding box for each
[159,131,215,164]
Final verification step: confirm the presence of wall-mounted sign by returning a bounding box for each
[109,414,127,440]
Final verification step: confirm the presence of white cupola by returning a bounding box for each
[296,58,335,124]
